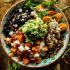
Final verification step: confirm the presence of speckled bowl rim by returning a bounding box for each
[0,0,69,68]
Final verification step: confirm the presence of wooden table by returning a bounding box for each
[0,0,70,70]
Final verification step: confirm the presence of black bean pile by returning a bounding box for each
[3,7,33,37]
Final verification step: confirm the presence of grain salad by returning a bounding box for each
[3,0,67,65]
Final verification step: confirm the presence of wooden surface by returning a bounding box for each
[0,0,70,70]
[0,0,20,21]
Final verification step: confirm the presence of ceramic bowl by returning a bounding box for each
[0,0,69,68]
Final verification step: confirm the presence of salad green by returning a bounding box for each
[20,17,47,39]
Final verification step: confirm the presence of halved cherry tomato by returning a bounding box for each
[59,23,67,31]
[54,13,63,22]
[48,10,56,15]
[42,16,51,22]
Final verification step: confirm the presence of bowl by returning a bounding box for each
[0,0,69,68]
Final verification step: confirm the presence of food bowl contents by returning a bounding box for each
[3,1,67,65]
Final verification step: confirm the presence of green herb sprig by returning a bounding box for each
[7,62,21,70]
[25,0,43,10]
[24,0,57,10]
[42,0,57,8]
